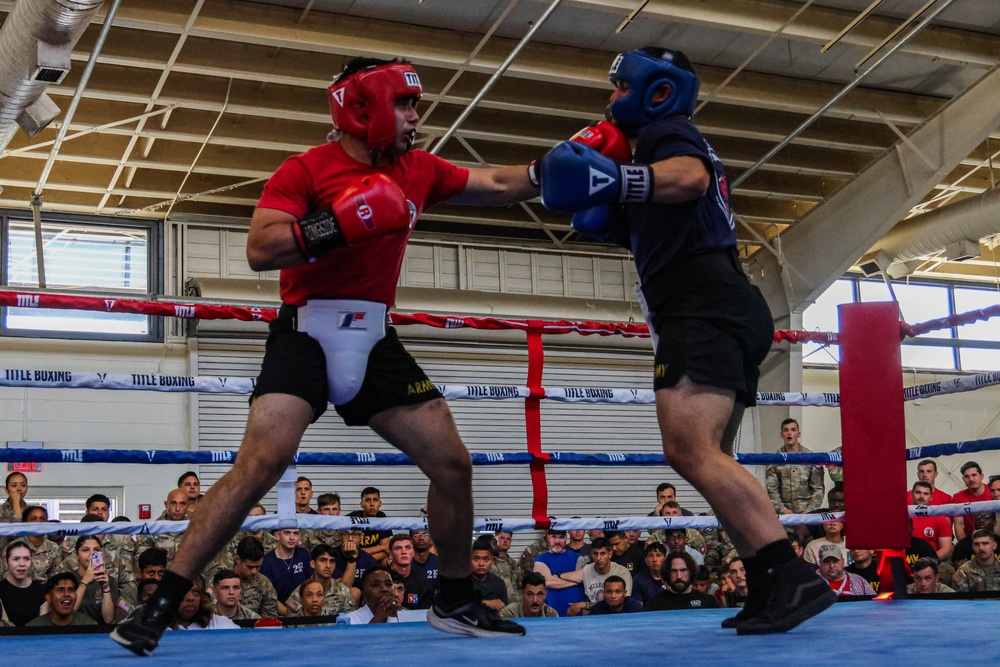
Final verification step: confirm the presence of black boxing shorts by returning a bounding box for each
[252,305,443,425]
[640,249,774,407]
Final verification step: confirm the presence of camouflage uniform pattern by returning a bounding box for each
[104,534,140,592]
[765,446,826,514]
[240,573,279,618]
[953,559,1000,592]
[0,499,23,523]
[215,602,261,621]
[646,529,706,555]
[54,544,123,585]
[137,533,184,565]
[518,535,549,572]
[0,537,64,583]
[499,600,558,618]
[492,555,518,602]
[905,582,954,594]
[702,526,737,571]
[828,446,843,484]
[284,580,355,617]
[299,529,341,552]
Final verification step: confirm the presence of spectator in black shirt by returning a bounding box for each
[1,540,45,626]
[607,531,646,575]
[589,575,643,614]
[387,534,432,610]
[645,550,719,611]
[846,549,879,593]
[631,542,668,606]
[348,487,393,564]
[470,536,508,611]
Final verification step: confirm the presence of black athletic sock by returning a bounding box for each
[150,570,194,611]
[743,556,769,601]
[437,575,475,605]
[755,539,797,572]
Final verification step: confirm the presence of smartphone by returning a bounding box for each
[91,551,104,568]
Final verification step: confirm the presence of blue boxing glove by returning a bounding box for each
[571,204,631,250]
[540,141,653,212]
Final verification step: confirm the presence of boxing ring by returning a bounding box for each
[3,601,999,666]
[2,288,1000,662]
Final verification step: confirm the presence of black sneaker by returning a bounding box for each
[427,597,526,638]
[720,597,765,629]
[736,559,837,635]
[110,597,175,656]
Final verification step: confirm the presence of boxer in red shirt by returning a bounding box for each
[113,57,632,655]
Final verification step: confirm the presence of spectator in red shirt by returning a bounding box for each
[989,475,1000,501]
[907,459,951,505]
[952,461,990,540]
[909,482,953,561]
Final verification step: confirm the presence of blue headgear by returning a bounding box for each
[606,49,700,137]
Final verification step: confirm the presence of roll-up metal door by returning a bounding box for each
[194,336,707,537]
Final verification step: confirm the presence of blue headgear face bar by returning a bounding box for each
[606,49,701,137]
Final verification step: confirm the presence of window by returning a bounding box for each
[803,277,1000,373]
[954,286,1000,372]
[859,280,954,370]
[2,212,162,341]
[801,279,853,365]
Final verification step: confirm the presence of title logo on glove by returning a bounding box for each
[353,195,376,230]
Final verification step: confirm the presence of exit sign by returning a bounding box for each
[6,441,43,473]
[8,462,41,473]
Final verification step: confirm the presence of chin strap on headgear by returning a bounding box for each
[606,49,700,137]
[328,62,423,165]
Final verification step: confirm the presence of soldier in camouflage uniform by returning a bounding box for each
[498,571,558,618]
[0,506,64,582]
[138,488,189,566]
[702,516,737,572]
[211,568,261,621]
[231,535,279,618]
[953,529,1000,592]
[518,533,549,573]
[493,531,523,601]
[284,544,355,617]
[646,501,706,557]
[765,419,826,515]
[0,472,29,556]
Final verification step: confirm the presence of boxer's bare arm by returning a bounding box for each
[448,165,537,206]
[247,207,304,271]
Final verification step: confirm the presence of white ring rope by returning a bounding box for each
[3,500,998,538]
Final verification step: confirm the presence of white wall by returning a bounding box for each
[0,337,194,518]
[800,366,1000,498]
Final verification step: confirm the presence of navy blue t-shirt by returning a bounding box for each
[332,547,379,583]
[628,116,736,283]
[260,546,314,603]
[410,552,440,589]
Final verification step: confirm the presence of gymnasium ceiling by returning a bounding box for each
[2,0,1000,283]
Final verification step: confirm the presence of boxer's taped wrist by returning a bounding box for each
[527,161,541,188]
[618,164,653,204]
[295,206,345,259]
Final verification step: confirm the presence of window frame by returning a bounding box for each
[0,209,164,343]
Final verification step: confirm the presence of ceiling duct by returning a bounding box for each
[0,0,105,151]
[865,187,1000,267]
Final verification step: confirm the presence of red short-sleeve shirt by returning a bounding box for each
[951,486,991,536]
[258,142,469,307]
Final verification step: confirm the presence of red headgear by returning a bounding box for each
[328,63,423,157]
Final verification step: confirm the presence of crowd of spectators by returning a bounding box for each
[1,434,999,631]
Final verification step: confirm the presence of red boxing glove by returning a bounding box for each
[570,120,632,162]
[292,173,413,259]
[528,120,634,188]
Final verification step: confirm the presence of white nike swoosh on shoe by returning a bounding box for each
[460,615,480,626]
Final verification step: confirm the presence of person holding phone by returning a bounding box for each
[59,536,119,625]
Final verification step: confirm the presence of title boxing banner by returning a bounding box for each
[4,371,1000,407]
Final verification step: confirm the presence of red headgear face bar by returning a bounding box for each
[328,63,423,165]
